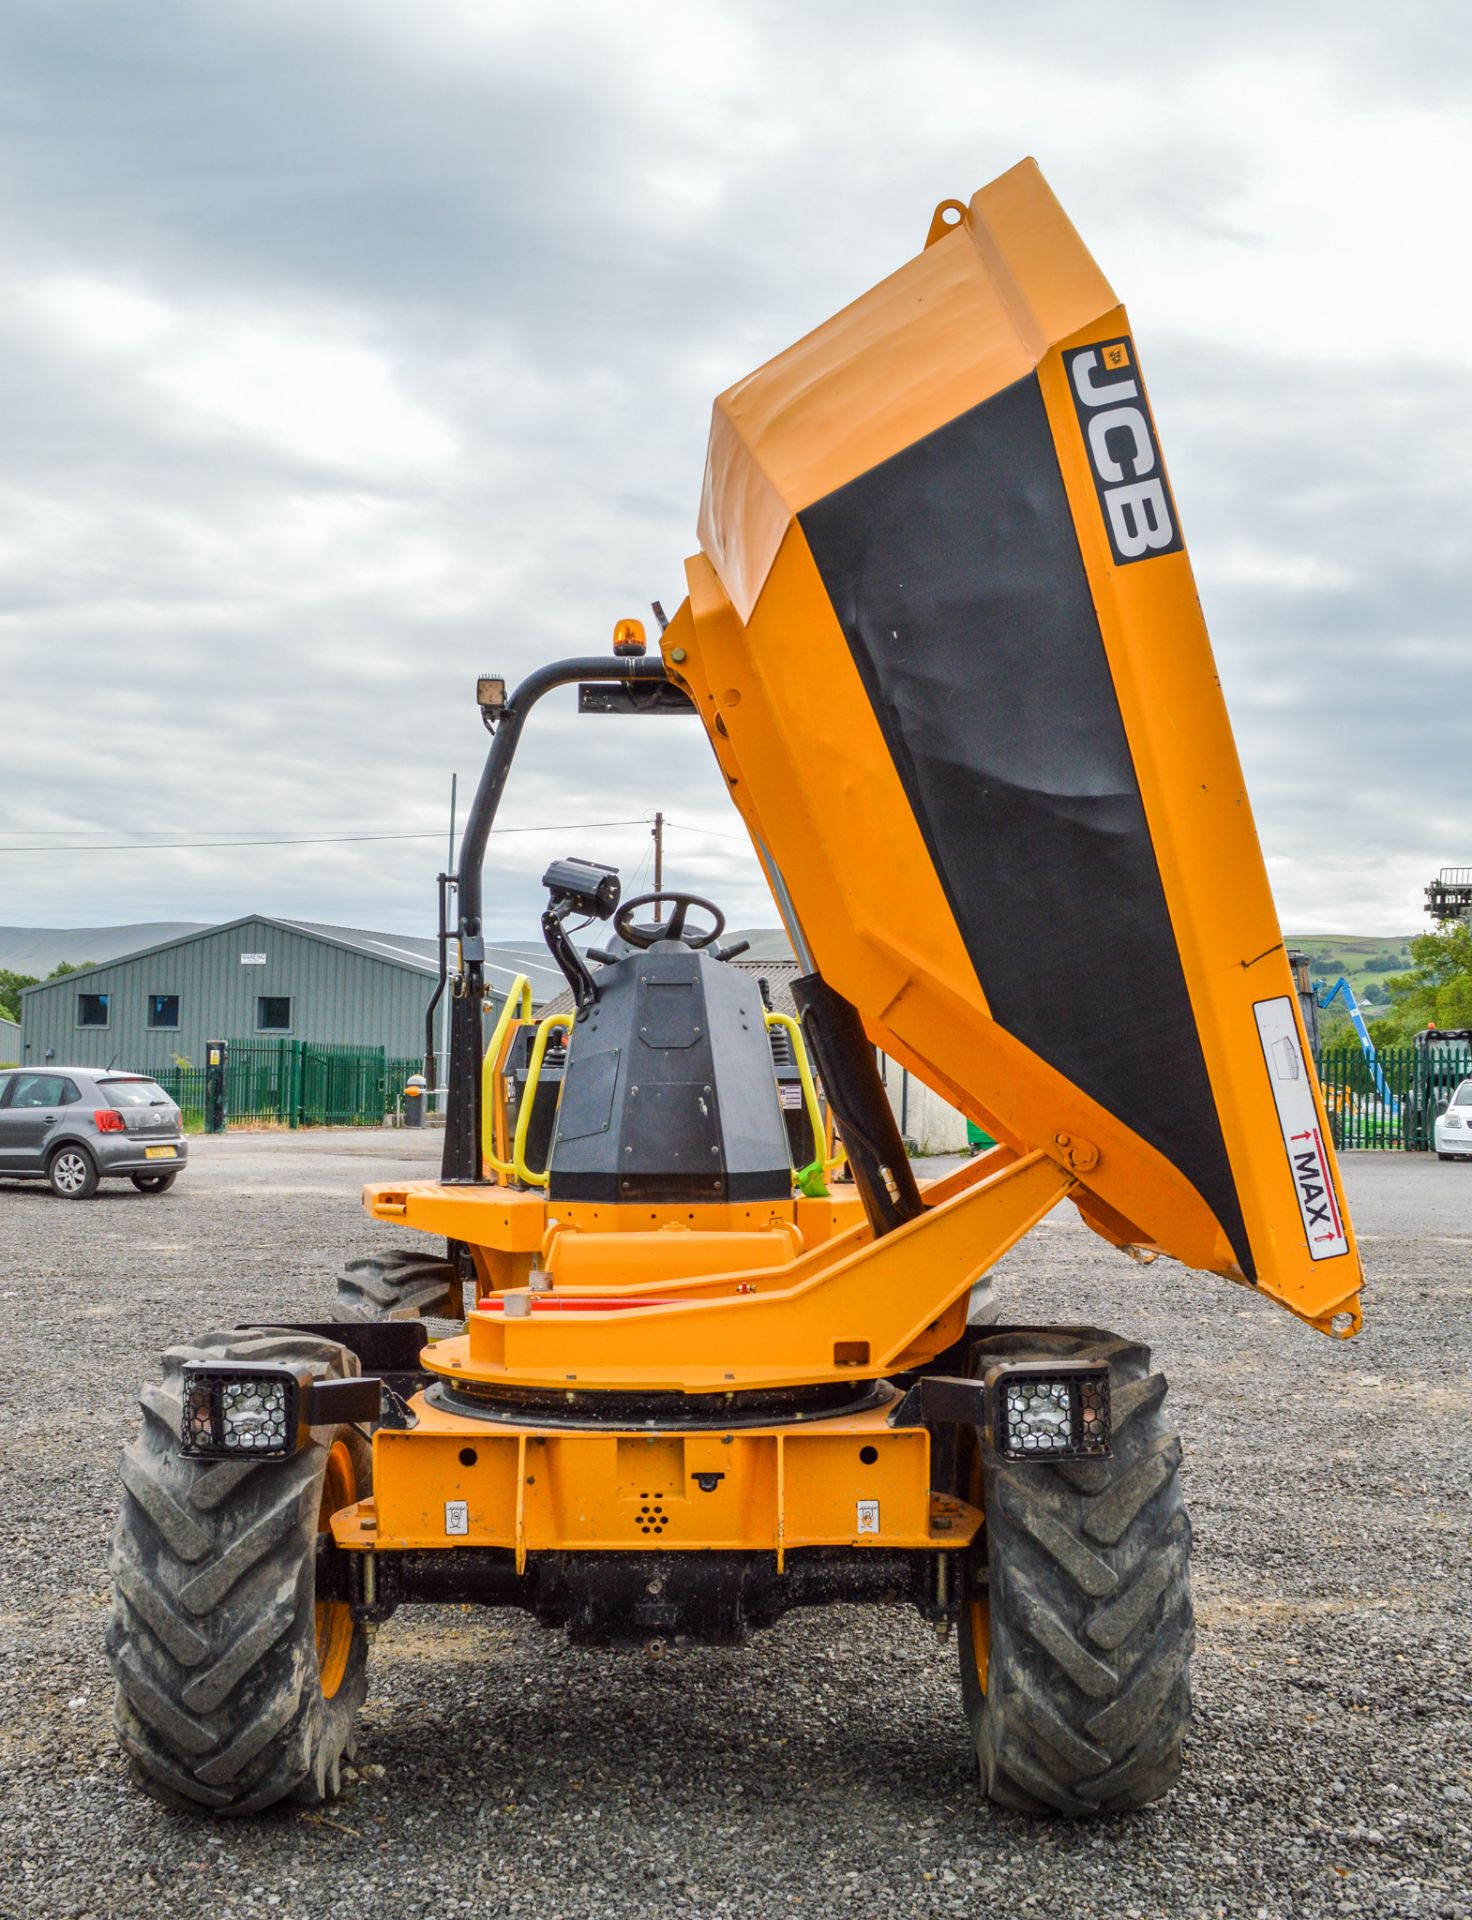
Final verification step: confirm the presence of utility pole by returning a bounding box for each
[439,773,458,1108]
[652,811,664,923]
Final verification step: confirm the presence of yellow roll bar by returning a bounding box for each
[764,1009,845,1181]
[487,994,836,1192]
[481,974,534,1182]
[512,1011,574,1189]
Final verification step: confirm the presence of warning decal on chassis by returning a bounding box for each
[1253,996,1349,1262]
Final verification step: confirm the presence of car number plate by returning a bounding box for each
[144,1146,177,1161]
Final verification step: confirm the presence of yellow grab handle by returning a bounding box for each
[481,974,535,1181]
[513,1011,574,1189]
[764,1009,845,1176]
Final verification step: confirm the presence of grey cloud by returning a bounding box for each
[1145,340,1472,924]
[1,0,1463,944]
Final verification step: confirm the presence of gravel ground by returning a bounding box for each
[1,1134,1469,1920]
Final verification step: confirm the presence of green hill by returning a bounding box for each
[1284,934,1416,1015]
[0,922,206,975]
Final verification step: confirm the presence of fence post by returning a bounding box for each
[205,1041,228,1134]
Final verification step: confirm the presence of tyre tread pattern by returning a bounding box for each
[965,1325,1194,1817]
[107,1328,370,1815]
[335,1248,464,1324]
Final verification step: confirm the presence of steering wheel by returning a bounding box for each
[614,891,726,951]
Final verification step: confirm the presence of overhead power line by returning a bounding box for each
[663,818,753,845]
[0,819,649,856]
[0,814,756,859]
[2,821,451,834]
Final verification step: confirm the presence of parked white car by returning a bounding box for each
[1433,1079,1472,1160]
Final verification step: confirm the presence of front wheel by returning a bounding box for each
[131,1171,179,1193]
[107,1329,371,1814]
[958,1327,1193,1816]
[49,1143,99,1199]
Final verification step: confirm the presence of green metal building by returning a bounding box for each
[16,915,563,1076]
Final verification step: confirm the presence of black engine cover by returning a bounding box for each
[547,943,793,1204]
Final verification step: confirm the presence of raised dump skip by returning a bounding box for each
[664,158,1362,1337]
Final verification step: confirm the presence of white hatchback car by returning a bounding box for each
[1433,1079,1472,1159]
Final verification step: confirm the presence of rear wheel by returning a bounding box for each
[107,1329,371,1814]
[131,1171,178,1193]
[335,1247,465,1324]
[958,1326,1193,1815]
[48,1144,98,1199]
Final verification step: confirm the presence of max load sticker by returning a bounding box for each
[1252,997,1349,1261]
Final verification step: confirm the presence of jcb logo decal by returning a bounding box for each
[1063,337,1183,566]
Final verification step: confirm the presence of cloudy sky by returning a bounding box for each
[1,0,1468,942]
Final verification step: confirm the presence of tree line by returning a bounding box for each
[1318,922,1472,1050]
[0,960,94,1023]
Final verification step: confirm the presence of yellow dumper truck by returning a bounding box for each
[107,160,1361,1820]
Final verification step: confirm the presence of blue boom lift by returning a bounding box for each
[1316,976,1399,1115]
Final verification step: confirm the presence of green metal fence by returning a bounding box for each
[385,1055,423,1122]
[152,1041,418,1130]
[1315,1043,1472,1151]
[140,1035,1472,1145]
[152,1063,208,1133]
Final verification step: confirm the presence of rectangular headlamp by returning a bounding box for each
[985,1362,1111,1462]
[180,1362,380,1460]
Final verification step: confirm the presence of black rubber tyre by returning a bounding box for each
[958,1326,1193,1816]
[107,1328,372,1815]
[48,1142,99,1199]
[131,1172,179,1193]
[335,1247,465,1324]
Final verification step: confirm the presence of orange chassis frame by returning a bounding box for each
[333,1145,1073,1569]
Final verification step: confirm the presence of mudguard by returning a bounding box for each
[664,159,1361,1336]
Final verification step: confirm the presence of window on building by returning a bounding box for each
[257,995,292,1032]
[148,993,180,1030]
[77,993,109,1028]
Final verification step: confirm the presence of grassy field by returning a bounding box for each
[1284,932,1416,1012]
